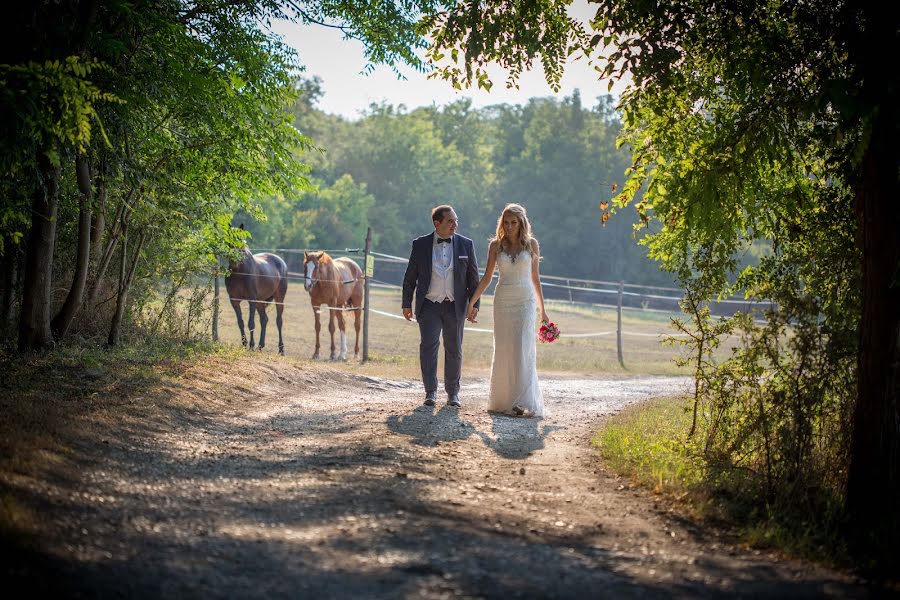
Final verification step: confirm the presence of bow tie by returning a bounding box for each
[436,237,452,244]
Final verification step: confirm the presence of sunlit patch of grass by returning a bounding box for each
[593,396,856,570]
[593,395,702,493]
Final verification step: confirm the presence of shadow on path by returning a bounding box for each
[386,404,477,446]
[477,413,564,459]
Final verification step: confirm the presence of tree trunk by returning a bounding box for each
[51,153,92,339]
[108,228,145,347]
[90,164,106,263]
[85,187,134,308]
[18,151,61,351]
[846,111,900,555]
[0,234,17,339]
[212,263,219,342]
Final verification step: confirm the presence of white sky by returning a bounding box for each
[269,2,629,119]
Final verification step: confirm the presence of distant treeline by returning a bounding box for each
[243,78,675,286]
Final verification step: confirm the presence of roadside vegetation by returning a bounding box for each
[595,396,855,570]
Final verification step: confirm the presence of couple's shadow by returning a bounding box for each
[478,412,563,459]
[386,402,562,458]
[386,404,475,447]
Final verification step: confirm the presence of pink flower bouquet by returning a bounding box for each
[538,320,560,343]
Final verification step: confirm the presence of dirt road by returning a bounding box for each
[1,361,876,598]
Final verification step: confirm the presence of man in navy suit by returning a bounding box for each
[402,205,480,407]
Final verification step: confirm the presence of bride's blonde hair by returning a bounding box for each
[492,203,537,256]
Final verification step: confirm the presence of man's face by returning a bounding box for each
[434,209,459,239]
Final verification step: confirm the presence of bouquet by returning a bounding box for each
[538,320,560,343]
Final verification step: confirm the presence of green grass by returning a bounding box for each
[593,396,857,571]
[593,395,703,493]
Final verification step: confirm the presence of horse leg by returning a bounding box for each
[231,300,247,347]
[328,308,337,360]
[275,276,286,355]
[275,297,285,355]
[312,304,321,359]
[353,306,361,358]
[247,299,257,350]
[256,302,269,351]
[335,310,347,361]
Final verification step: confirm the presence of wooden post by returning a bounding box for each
[617,280,625,369]
[212,262,219,342]
[566,279,573,303]
[362,226,373,363]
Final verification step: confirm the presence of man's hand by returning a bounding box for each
[403,307,413,321]
[466,306,479,323]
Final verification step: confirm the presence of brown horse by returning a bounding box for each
[303,251,363,360]
[225,247,288,354]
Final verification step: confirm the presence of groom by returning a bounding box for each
[402,205,480,407]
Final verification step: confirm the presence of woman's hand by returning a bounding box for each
[467,303,479,323]
[540,310,549,324]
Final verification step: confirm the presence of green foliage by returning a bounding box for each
[246,174,374,251]
[596,395,852,567]
[0,57,121,157]
[287,0,441,74]
[0,56,122,252]
[423,0,592,92]
[270,83,669,284]
[422,0,897,566]
[578,4,866,534]
[594,395,703,492]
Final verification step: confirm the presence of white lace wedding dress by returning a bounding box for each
[487,249,545,417]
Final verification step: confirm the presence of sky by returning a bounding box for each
[269,3,629,120]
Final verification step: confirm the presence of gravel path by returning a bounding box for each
[1,365,877,598]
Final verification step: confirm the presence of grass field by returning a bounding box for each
[211,286,733,379]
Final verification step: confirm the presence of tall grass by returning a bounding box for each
[594,395,854,568]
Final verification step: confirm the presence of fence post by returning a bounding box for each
[212,261,219,342]
[617,280,625,369]
[362,226,373,363]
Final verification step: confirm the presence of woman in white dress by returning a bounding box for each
[466,203,549,417]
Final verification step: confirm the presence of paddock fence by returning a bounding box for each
[212,229,775,368]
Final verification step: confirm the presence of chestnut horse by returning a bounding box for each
[225,247,288,354]
[303,251,363,360]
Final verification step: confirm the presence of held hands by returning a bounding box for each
[466,303,479,323]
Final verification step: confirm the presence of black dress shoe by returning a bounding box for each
[447,394,461,408]
[423,391,437,406]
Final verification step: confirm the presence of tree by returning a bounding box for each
[597,0,897,556]
[426,0,899,559]
[3,0,437,349]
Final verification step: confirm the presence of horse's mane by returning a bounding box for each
[310,251,333,265]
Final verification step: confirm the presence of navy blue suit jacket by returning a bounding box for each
[402,233,480,319]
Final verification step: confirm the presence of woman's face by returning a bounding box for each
[502,213,521,239]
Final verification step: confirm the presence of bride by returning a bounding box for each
[466,203,549,417]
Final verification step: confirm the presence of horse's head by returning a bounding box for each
[303,251,325,292]
[228,247,254,274]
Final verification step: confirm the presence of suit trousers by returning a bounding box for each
[418,299,464,395]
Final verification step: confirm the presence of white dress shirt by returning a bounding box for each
[425,234,455,302]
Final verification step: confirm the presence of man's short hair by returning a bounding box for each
[432,205,454,223]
